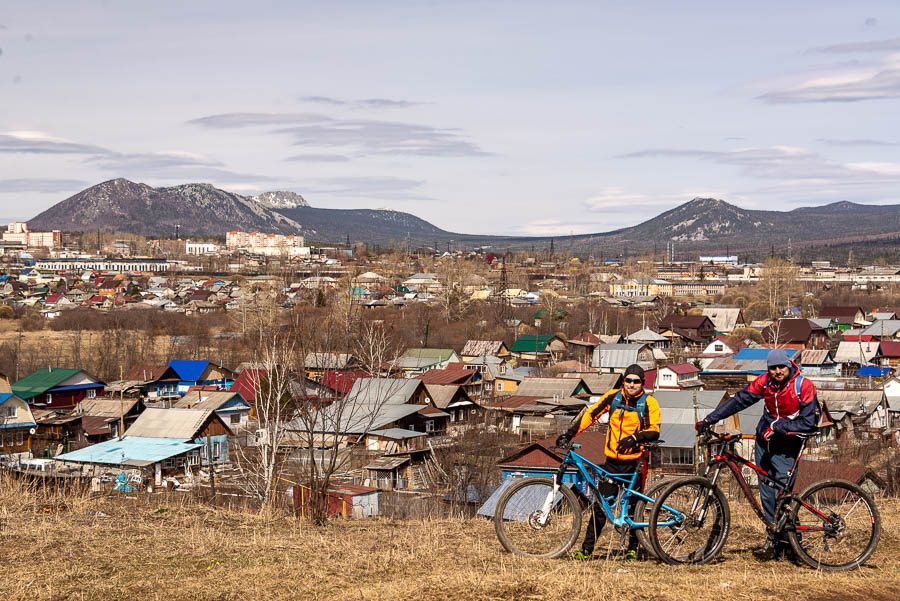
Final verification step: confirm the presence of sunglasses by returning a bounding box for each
[623,377,643,384]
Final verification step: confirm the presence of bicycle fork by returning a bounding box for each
[534,464,568,526]
[689,463,723,525]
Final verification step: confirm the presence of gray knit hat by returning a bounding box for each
[766,349,791,368]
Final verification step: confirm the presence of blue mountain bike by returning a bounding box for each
[493,442,676,559]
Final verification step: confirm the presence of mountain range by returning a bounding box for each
[25,179,900,259]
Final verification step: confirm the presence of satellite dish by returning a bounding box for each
[29,428,36,435]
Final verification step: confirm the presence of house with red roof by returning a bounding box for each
[656,363,701,389]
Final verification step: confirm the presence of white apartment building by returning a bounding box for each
[226,231,304,249]
[3,222,63,248]
[185,241,219,255]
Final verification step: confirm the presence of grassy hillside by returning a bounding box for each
[2,475,898,601]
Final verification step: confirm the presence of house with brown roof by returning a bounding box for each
[658,314,716,348]
[419,363,484,401]
[761,318,829,350]
[819,306,866,329]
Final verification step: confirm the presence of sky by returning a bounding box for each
[3,1,900,236]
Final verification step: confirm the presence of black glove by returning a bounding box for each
[695,419,712,434]
[617,435,640,454]
[555,433,571,448]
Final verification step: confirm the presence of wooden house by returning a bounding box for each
[0,393,36,457]
[12,368,105,409]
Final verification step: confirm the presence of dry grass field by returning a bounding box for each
[2,475,899,601]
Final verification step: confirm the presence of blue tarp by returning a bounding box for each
[167,360,209,382]
[855,366,892,377]
[733,348,800,361]
[56,437,202,467]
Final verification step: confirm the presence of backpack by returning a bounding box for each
[609,389,650,430]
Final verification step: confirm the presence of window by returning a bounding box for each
[3,404,15,418]
[46,393,52,405]
[497,382,503,391]
[163,458,175,469]
[200,445,207,460]
[212,442,221,459]
[230,413,241,425]
[449,411,455,423]
[425,420,434,433]
[16,431,23,445]
[86,389,97,398]
[714,344,724,352]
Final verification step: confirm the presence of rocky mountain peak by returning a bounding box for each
[251,191,309,209]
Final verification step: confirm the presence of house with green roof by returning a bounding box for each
[395,348,461,376]
[12,368,105,409]
[510,335,567,366]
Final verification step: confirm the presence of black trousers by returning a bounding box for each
[582,457,640,554]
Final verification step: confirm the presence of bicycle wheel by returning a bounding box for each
[632,479,669,560]
[493,475,583,559]
[648,476,731,565]
[789,479,880,571]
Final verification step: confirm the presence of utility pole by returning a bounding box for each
[693,387,700,475]
[206,435,217,507]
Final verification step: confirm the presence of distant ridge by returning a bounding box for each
[25,180,900,259]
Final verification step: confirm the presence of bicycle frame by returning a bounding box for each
[702,434,834,533]
[534,446,677,530]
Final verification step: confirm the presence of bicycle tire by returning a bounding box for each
[789,478,880,571]
[648,476,731,565]
[632,479,670,560]
[493,475,583,559]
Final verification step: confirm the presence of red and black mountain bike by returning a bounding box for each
[647,430,880,571]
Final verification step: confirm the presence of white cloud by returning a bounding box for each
[0,131,108,154]
[759,53,900,103]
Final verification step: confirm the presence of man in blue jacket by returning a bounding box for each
[695,348,820,559]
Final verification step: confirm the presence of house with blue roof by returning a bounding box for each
[146,361,236,398]
[56,407,232,486]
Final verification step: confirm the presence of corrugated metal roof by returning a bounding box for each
[833,341,880,364]
[653,390,730,412]
[861,320,900,337]
[596,344,644,369]
[12,368,84,399]
[659,423,696,448]
[301,402,426,434]
[346,378,424,405]
[77,397,140,418]
[626,328,667,342]
[799,350,832,365]
[125,408,213,439]
[511,335,559,353]
[56,437,202,466]
[173,391,249,411]
[516,378,584,399]
[819,391,885,416]
[368,428,425,439]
